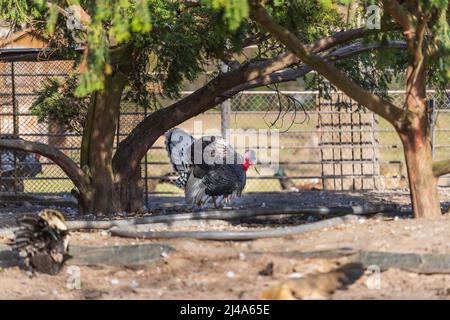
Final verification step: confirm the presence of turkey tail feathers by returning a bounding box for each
[164,128,195,173]
[165,128,195,188]
[185,173,208,206]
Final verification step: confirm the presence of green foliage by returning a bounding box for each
[203,0,249,30]
[424,0,450,85]
[318,46,407,109]
[6,0,450,130]
[256,0,344,59]
[72,0,154,95]
[28,0,251,126]
[30,75,89,134]
[0,0,33,24]
[0,0,250,97]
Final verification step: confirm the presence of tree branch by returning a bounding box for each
[0,139,88,191]
[113,27,379,179]
[229,40,406,92]
[248,0,406,127]
[433,160,450,178]
[382,0,416,38]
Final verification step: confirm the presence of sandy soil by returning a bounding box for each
[2,190,450,300]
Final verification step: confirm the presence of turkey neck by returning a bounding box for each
[242,159,250,171]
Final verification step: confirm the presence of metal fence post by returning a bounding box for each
[11,62,18,192]
[220,63,231,138]
[429,98,437,159]
[11,62,18,136]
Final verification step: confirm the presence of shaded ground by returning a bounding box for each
[0,189,412,228]
[2,190,450,299]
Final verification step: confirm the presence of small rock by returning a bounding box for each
[80,234,91,241]
[115,271,128,277]
[288,272,304,279]
[261,202,266,208]
[226,271,236,279]
[258,262,274,276]
[161,252,169,258]
[110,278,120,285]
[83,289,104,300]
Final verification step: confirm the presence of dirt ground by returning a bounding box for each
[2,190,450,300]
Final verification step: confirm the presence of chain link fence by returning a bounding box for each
[1,60,450,195]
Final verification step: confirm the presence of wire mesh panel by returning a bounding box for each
[432,91,450,187]
[375,91,450,189]
[318,92,380,191]
[230,91,319,192]
[0,61,76,193]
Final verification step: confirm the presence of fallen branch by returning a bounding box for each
[0,204,398,240]
[62,204,398,230]
[110,214,360,240]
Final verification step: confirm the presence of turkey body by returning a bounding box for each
[185,161,246,206]
[165,128,248,207]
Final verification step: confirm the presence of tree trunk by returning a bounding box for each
[399,117,441,218]
[79,46,134,216]
[80,77,123,215]
[114,164,145,213]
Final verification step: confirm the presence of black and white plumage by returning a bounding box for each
[10,209,70,275]
[165,128,256,208]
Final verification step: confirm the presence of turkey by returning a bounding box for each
[165,128,256,208]
[10,209,71,275]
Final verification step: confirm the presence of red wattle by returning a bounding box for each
[242,159,250,171]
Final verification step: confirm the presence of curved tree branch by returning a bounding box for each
[0,139,88,191]
[112,27,381,179]
[230,40,406,92]
[248,0,406,127]
[433,159,450,178]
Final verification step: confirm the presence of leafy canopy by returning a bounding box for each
[4,1,450,130]
[0,0,250,96]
